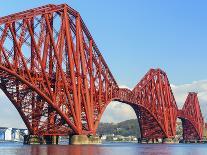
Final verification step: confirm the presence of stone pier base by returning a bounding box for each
[44,135,59,144]
[162,138,174,144]
[138,138,147,144]
[138,138,159,144]
[182,140,198,144]
[69,135,101,145]
[24,135,59,145]
[148,139,159,144]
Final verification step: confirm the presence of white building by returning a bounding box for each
[5,128,12,141]
[0,127,28,141]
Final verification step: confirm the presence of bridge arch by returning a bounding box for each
[177,93,204,141]
[96,101,140,137]
[94,99,168,140]
[0,66,77,135]
[178,116,202,141]
[94,85,173,140]
[0,4,204,142]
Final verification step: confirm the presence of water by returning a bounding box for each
[0,142,207,155]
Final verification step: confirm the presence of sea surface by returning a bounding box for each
[0,142,207,155]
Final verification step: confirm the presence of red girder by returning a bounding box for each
[112,69,178,139]
[0,4,118,136]
[177,93,204,140]
[0,4,204,140]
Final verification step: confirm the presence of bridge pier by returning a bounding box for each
[138,138,147,144]
[69,135,101,145]
[147,139,156,144]
[44,135,59,144]
[24,135,59,145]
[24,135,43,144]
[182,140,199,144]
[24,134,101,145]
[138,138,160,144]
[162,138,174,144]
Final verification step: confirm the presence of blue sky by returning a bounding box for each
[1,0,207,88]
[0,1,207,126]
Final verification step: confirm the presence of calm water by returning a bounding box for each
[0,142,207,155]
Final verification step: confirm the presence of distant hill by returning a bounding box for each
[97,119,184,139]
[97,119,141,137]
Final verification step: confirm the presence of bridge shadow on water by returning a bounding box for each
[1,143,207,155]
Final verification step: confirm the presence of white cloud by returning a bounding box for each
[0,80,206,128]
[101,80,207,123]
[171,80,207,119]
[99,85,136,123]
[100,101,137,123]
[119,85,132,90]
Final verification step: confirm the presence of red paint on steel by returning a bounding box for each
[177,93,204,140]
[0,4,204,140]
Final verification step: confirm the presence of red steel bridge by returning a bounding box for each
[0,4,204,142]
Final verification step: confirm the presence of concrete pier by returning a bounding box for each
[182,140,199,144]
[138,138,148,144]
[69,135,101,145]
[162,138,174,144]
[44,135,59,144]
[139,138,159,144]
[24,135,43,144]
[24,135,59,145]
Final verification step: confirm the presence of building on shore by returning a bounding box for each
[0,127,28,141]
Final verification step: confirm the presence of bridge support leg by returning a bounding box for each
[138,138,148,144]
[146,139,158,144]
[69,135,101,145]
[138,138,161,144]
[24,135,44,144]
[162,138,174,144]
[147,139,153,144]
[183,140,198,144]
[24,135,59,145]
[44,135,59,144]
[152,139,159,143]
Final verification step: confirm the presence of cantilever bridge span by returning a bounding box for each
[0,4,204,141]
